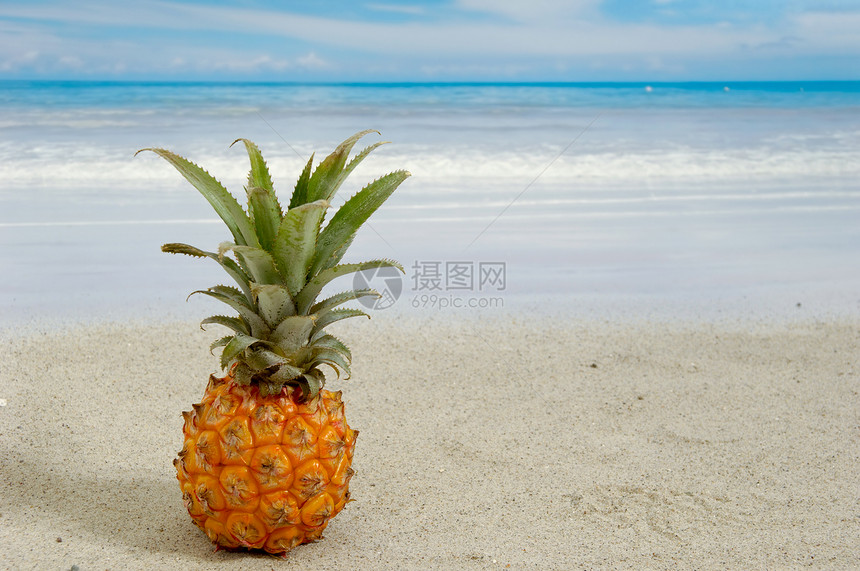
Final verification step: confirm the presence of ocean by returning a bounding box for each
[1,81,858,324]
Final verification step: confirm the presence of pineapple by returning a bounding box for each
[139,130,409,554]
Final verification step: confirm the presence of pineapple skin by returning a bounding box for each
[175,373,357,554]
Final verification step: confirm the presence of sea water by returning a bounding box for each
[1,81,858,324]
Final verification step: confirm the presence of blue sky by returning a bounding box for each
[0,0,858,81]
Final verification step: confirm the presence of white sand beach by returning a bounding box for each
[1,313,858,570]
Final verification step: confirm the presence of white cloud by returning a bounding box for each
[159,3,774,58]
[207,54,291,73]
[456,0,603,23]
[57,55,83,68]
[365,3,425,16]
[792,10,860,50]
[296,51,330,69]
[418,61,533,78]
[0,50,37,72]
[0,0,857,78]
[454,0,602,23]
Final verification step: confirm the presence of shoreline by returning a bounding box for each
[1,314,858,569]
[3,285,859,338]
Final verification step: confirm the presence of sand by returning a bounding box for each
[1,313,858,570]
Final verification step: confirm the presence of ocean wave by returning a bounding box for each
[0,142,858,194]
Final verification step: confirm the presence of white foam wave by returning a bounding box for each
[382,191,860,211]
[0,143,858,194]
[0,219,221,228]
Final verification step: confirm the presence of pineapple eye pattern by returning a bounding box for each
[178,384,355,553]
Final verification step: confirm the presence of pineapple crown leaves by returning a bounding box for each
[134,147,259,248]
[230,138,276,195]
[292,129,382,207]
[231,138,282,251]
[139,131,410,400]
[310,170,411,277]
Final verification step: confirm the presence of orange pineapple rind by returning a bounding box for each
[176,377,356,555]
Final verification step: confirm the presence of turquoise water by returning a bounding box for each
[2,80,858,109]
[1,81,859,323]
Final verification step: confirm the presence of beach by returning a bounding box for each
[0,313,858,570]
[1,81,859,569]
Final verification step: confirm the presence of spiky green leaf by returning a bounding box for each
[308,346,351,379]
[305,130,378,204]
[294,369,325,401]
[233,362,254,386]
[228,245,281,285]
[232,138,276,195]
[272,200,329,296]
[247,186,281,252]
[337,140,389,190]
[270,315,316,352]
[137,148,257,247]
[310,170,410,276]
[232,138,281,247]
[309,288,379,316]
[310,333,352,363]
[250,283,295,327]
[243,346,289,371]
[209,335,233,355]
[220,333,259,369]
[311,307,369,339]
[230,139,283,250]
[289,153,315,209]
[161,242,253,300]
[200,315,250,335]
[190,286,269,338]
[270,362,309,385]
[295,259,404,315]
[318,234,355,274]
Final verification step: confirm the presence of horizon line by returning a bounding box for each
[1,79,859,87]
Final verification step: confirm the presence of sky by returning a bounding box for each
[0,0,858,81]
